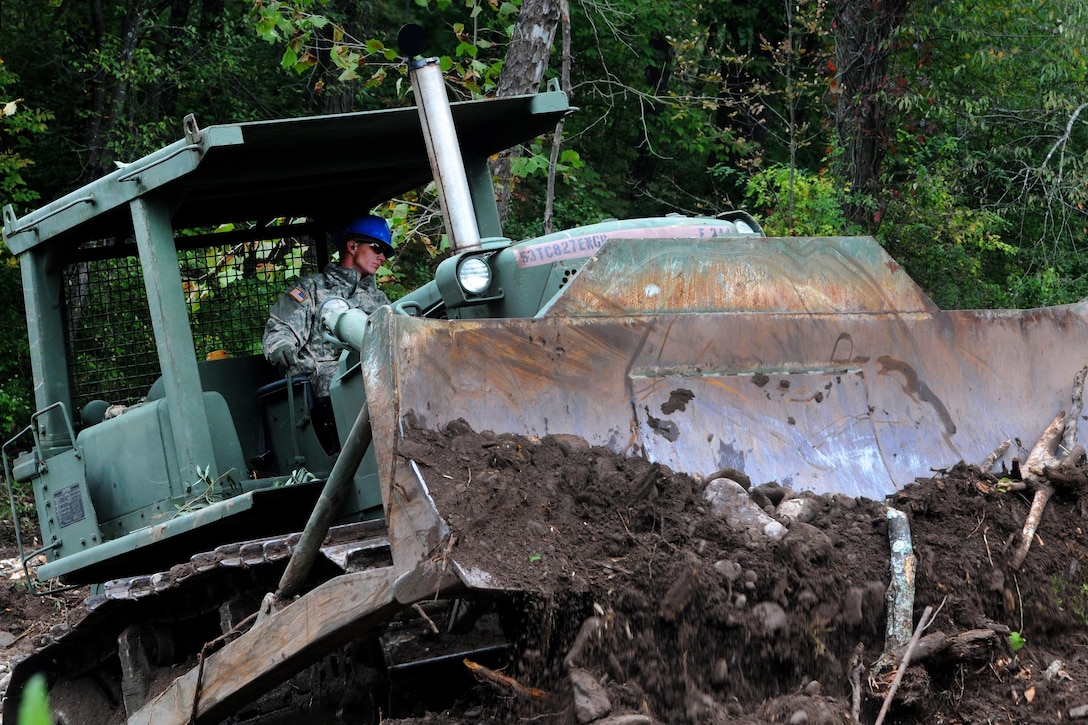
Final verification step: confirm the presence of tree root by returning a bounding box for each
[1010,365,1088,571]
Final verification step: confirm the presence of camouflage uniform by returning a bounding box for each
[262,262,390,399]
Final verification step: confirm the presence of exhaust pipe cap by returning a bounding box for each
[398,24,428,59]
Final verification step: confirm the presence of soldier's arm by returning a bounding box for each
[262,282,316,361]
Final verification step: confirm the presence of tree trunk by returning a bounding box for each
[495,0,562,97]
[84,0,147,181]
[830,0,909,222]
[311,0,367,115]
[493,0,562,222]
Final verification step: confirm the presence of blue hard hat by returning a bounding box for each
[334,214,395,257]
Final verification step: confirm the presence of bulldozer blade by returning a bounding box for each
[130,567,399,724]
[360,236,1088,594]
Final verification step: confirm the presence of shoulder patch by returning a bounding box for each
[288,285,308,303]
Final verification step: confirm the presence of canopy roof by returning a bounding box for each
[3,88,571,255]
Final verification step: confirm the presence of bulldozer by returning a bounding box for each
[5,26,1088,724]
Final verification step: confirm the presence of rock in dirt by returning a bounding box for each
[703,477,786,542]
[570,668,611,723]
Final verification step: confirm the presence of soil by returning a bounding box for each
[2,418,1087,724]
[388,420,1088,724]
[0,522,89,704]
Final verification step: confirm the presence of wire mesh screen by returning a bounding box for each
[64,237,322,409]
[64,255,160,409]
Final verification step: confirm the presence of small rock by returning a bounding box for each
[552,434,590,456]
[751,601,789,634]
[754,481,789,505]
[660,558,700,620]
[1069,703,1088,719]
[711,658,729,686]
[713,559,742,583]
[777,497,819,524]
[706,467,751,489]
[748,486,772,510]
[790,711,809,725]
[571,668,612,723]
[781,521,834,565]
[864,581,887,622]
[831,492,857,509]
[704,478,787,542]
[843,587,865,627]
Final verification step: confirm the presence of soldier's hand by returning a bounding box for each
[269,345,297,369]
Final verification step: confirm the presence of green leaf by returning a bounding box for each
[1009,631,1026,652]
[17,673,51,725]
[280,47,299,70]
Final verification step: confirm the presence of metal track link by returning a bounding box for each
[89,519,389,609]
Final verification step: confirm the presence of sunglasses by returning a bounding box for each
[352,241,386,256]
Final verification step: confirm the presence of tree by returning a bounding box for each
[881,0,1088,307]
[492,0,563,221]
[0,58,50,440]
[830,0,910,220]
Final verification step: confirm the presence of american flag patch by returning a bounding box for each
[288,285,308,303]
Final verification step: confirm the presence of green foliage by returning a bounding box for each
[0,256,32,443]
[887,0,1088,307]
[0,58,51,207]
[250,0,509,96]
[504,161,617,241]
[174,465,241,516]
[877,145,1013,309]
[1008,631,1026,653]
[1051,573,1088,627]
[743,164,856,237]
[17,673,51,725]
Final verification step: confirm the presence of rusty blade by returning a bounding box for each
[367,306,1088,499]
[361,235,1088,589]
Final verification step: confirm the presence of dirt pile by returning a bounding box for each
[1,418,1086,724]
[392,420,1088,724]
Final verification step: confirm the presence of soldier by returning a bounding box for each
[262,214,395,450]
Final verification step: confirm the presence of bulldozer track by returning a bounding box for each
[3,519,392,724]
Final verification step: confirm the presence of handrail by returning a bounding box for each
[117,143,200,182]
[1,402,82,597]
[5,195,95,236]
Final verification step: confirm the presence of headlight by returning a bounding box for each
[318,297,351,343]
[735,219,755,234]
[457,256,492,294]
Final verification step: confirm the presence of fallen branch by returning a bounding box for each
[868,624,1005,718]
[1009,366,1088,570]
[884,508,916,651]
[849,643,864,723]
[1042,454,1088,489]
[1061,365,1088,454]
[1010,408,1068,571]
[464,658,549,699]
[1022,410,1066,484]
[411,603,439,634]
[981,439,1011,472]
[885,627,1001,667]
[874,605,933,725]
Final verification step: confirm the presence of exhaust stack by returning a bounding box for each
[401,26,482,253]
